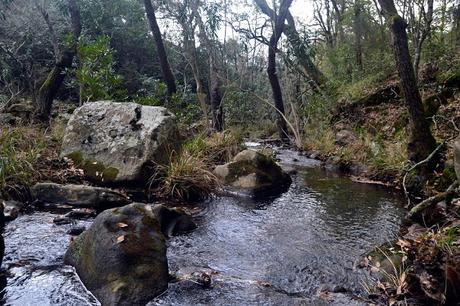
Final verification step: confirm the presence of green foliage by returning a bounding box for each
[134,80,202,124]
[74,35,126,102]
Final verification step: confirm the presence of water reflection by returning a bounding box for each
[2,154,405,306]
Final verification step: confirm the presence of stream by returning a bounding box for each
[1,147,405,305]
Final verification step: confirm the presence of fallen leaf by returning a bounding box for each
[117,235,125,243]
[117,222,128,228]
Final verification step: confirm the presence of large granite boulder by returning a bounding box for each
[31,183,130,210]
[64,203,169,306]
[214,150,291,196]
[61,101,179,184]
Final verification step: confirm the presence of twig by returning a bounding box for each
[402,141,445,207]
[407,181,458,219]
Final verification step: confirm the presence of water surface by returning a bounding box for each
[2,149,405,305]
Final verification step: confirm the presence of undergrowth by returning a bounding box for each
[0,127,44,199]
[149,130,244,201]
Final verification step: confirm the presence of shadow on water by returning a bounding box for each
[1,149,405,306]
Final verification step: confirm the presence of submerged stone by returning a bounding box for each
[64,203,168,306]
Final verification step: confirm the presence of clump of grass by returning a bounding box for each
[362,244,409,303]
[302,125,337,155]
[186,131,244,165]
[149,149,221,201]
[0,127,45,199]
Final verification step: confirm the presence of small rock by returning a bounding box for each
[53,216,73,225]
[2,200,24,221]
[335,130,357,146]
[189,271,212,288]
[65,208,97,219]
[31,183,130,210]
[67,226,86,236]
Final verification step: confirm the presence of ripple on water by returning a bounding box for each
[3,155,404,306]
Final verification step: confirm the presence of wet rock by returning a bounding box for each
[67,226,86,236]
[53,216,73,225]
[64,203,168,306]
[2,200,24,221]
[65,208,97,219]
[60,101,180,184]
[31,183,130,210]
[335,130,357,146]
[152,204,197,237]
[214,150,292,196]
[348,162,370,176]
[324,156,342,172]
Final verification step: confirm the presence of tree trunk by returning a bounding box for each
[210,58,223,131]
[143,0,176,97]
[354,0,363,70]
[268,34,288,140]
[266,0,294,141]
[254,0,326,87]
[378,0,437,175]
[36,0,81,122]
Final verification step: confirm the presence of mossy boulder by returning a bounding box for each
[214,150,291,196]
[152,204,197,237]
[31,183,130,210]
[64,203,168,306]
[61,101,180,185]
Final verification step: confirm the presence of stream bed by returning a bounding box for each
[1,148,405,305]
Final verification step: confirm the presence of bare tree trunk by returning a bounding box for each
[378,0,437,176]
[192,3,224,132]
[255,0,326,87]
[268,33,288,140]
[143,0,176,97]
[354,0,363,70]
[265,0,294,141]
[210,58,223,131]
[36,0,81,122]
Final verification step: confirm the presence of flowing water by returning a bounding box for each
[1,147,405,305]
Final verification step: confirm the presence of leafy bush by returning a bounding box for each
[73,35,126,102]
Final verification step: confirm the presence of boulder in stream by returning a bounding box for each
[152,204,197,237]
[64,203,169,306]
[31,183,130,210]
[214,149,291,196]
[61,101,180,184]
